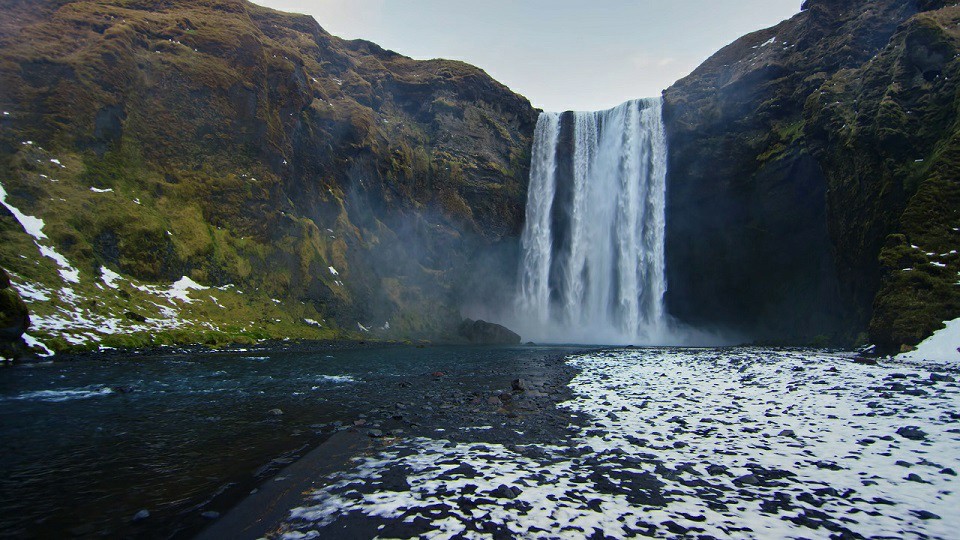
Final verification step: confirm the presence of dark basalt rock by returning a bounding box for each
[663,0,960,348]
[457,319,521,345]
[896,426,928,441]
[0,267,31,361]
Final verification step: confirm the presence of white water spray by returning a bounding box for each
[515,98,668,344]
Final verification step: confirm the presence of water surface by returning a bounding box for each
[0,343,581,538]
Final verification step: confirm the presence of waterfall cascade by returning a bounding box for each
[515,97,668,344]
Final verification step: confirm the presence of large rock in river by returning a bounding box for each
[458,318,521,345]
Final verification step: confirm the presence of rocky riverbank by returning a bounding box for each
[195,348,585,539]
[266,348,959,539]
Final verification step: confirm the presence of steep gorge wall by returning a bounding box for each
[0,0,537,349]
[664,0,960,348]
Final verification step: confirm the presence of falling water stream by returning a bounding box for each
[516,98,668,344]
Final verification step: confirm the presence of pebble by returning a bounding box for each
[896,426,927,441]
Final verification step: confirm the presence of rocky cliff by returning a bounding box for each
[0,0,537,352]
[664,0,960,349]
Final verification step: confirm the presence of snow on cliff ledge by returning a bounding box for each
[898,317,960,365]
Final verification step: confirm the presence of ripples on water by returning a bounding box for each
[0,344,574,538]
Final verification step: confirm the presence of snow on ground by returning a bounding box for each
[0,182,46,240]
[1,180,81,284]
[100,266,122,289]
[899,318,960,365]
[278,348,959,539]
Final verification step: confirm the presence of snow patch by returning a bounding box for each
[328,266,338,276]
[100,266,122,289]
[898,317,960,364]
[0,181,47,240]
[21,334,53,357]
[89,187,113,193]
[166,276,208,303]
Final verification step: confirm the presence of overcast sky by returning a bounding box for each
[256,1,803,112]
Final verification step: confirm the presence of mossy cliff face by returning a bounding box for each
[0,0,537,352]
[664,0,958,348]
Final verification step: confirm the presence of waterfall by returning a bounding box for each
[515,97,668,344]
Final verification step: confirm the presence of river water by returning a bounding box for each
[0,344,582,538]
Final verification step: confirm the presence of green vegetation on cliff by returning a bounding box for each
[0,0,537,353]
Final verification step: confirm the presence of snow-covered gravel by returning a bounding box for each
[277,348,960,539]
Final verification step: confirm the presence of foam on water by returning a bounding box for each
[7,386,115,403]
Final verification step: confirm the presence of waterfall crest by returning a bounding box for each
[515,97,668,344]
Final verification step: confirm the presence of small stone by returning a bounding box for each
[707,464,728,476]
[367,429,383,438]
[930,373,956,383]
[267,408,283,416]
[913,510,941,520]
[941,467,957,476]
[493,484,520,499]
[896,426,927,441]
[778,429,795,437]
[133,510,150,522]
[734,473,759,485]
[511,378,527,392]
[905,473,924,483]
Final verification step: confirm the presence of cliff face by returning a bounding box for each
[0,0,537,351]
[664,0,959,348]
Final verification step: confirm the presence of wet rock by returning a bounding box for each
[267,408,283,416]
[734,473,759,486]
[662,521,689,535]
[896,426,927,441]
[457,319,521,345]
[132,509,150,522]
[367,429,384,438]
[913,510,941,520]
[707,464,728,476]
[491,484,521,499]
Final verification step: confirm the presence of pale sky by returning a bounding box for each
[256,1,803,112]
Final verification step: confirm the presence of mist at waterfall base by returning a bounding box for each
[496,98,732,346]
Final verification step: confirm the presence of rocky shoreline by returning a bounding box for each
[191,347,588,539]
[266,348,960,539]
